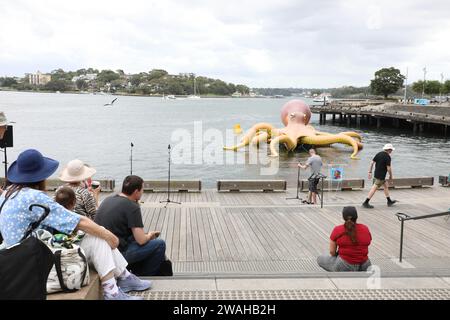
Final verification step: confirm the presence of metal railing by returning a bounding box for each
[395,211,450,262]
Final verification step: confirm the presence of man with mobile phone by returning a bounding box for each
[95,175,167,276]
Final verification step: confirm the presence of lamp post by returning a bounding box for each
[422,67,427,99]
[440,73,444,104]
[403,67,408,104]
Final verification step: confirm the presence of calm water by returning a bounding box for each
[0,91,449,187]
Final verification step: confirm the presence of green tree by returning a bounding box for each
[424,80,442,95]
[0,77,18,87]
[236,84,250,95]
[412,80,443,96]
[97,70,120,83]
[148,69,168,81]
[443,80,450,94]
[75,79,88,90]
[370,67,405,98]
[44,80,72,92]
[411,80,425,94]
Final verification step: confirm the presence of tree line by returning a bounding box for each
[0,68,250,96]
[1,67,449,99]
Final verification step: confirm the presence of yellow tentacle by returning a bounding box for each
[339,131,362,142]
[315,131,332,136]
[269,135,297,157]
[223,123,274,151]
[315,131,363,150]
[300,134,360,159]
[251,131,269,147]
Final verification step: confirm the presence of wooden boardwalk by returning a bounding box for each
[103,186,450,277]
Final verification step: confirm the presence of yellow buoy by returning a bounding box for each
[233,124,243,134]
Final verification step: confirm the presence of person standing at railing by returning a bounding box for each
[317,206,372,272]
[363,144,397,209]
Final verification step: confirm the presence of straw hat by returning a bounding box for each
[59,159,96,182]
[383,143,395,151]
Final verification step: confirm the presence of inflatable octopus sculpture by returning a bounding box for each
[224,99,363,159]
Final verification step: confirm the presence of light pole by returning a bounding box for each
[422,67,427,99]
[403,67,408,104]
[440,73,444,104]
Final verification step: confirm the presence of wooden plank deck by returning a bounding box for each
[100,186,450,276]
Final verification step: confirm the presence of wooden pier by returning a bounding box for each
[117,184,450,278]
[310,101,450,136]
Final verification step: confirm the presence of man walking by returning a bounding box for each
[95,175,167,276]
[298,148,323,204]
[363,144,397,209]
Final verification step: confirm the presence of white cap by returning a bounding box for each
[0,112,7,126]
[383,143,395,151]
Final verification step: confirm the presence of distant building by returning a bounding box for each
[27,71,51,85]
[72,73,97,82]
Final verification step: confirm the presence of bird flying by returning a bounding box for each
[104,97,118,106]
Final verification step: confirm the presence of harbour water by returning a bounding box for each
[1,91,449,187]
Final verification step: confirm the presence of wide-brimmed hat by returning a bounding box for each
[59,159,96,182]
[7,149,59,183]
[383,143,395,151]
[0,112,7,126]
[342,206,358,220]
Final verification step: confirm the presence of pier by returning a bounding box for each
[91,182,450,300]
[311,101,450,136]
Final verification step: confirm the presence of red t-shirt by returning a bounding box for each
[330,223,372,264]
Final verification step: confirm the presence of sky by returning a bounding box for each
[0,0,449,88]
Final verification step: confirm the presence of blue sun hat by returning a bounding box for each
[7,149,59,183]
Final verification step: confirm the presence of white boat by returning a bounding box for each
[313,94,331,103]
[162,94,176,100]
[187,76,200,99]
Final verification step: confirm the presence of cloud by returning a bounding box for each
[0,0,449,87]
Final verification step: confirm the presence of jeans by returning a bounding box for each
[317,255,371,272]
[122,238,166,276]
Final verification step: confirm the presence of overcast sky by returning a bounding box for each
[1,0,449,88]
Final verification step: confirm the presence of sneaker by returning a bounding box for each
[104,288,144,300]
[387,200,397,207]
[117,273,152,293]
[362,202,374,209]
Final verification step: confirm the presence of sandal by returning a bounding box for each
[302,200,311,204]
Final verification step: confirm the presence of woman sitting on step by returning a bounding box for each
[317,206,372,272]
[58,159,100,220]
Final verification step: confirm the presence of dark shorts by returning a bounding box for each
[308,176,320,193]
[374,179,386,188]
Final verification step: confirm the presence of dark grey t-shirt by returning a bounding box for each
[94,195,143,252]
[306,154,323,176]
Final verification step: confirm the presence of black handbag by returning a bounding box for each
[0,202,55,300]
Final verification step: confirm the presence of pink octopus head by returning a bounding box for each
[280,99,311,126]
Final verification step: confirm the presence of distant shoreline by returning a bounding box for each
[0,88,286,99]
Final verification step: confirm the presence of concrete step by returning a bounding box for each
[129,276,450,300]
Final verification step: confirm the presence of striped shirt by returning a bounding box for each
[65,184,97,220]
